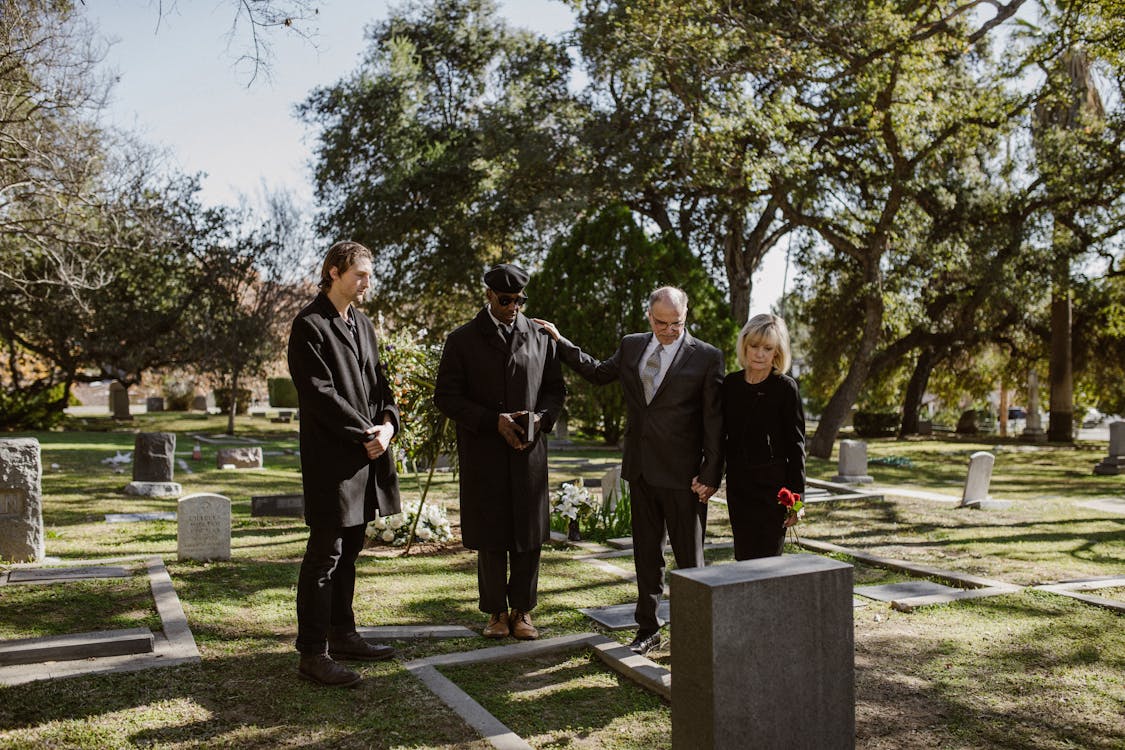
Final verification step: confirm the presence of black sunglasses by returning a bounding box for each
[496,294,528,307]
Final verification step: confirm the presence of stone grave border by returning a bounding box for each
[404,632,670,750]
[0,555,200,685]
[1031,576,1125,614]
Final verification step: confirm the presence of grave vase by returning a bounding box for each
[567,519,582,541]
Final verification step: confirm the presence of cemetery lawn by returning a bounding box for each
[0,415,1120,749]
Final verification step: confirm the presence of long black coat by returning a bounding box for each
[287,292,401,528]
[434,309,566,552]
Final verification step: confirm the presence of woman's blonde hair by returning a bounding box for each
[736,313,792,374]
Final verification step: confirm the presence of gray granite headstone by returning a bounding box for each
[177,493,231,561]
[671,554,854,749]
[601,465,623,509]
[1021,371,1047,442]
[832,439,873,484]
[109,381,131,420]
[250,493,304,517]
[191,394,208,412]
[133,432,175,482]
[215,446,263,469]
[0,438,44,563]
[145,396,165,412]
[1094,422,1125,475]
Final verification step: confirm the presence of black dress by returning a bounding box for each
[721,370,806,560]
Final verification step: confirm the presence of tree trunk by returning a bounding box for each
[1047,234,1073,442]
[899,347,936,436]
[808,289,884,458]
[226,367,239,436]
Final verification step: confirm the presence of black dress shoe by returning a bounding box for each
[327,630,396,661]
[297,654,361,687]
[628,629,662,655]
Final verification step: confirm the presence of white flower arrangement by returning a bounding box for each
[550,482,598,523]
[368,500,453,546]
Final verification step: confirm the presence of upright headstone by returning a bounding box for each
[145,396,165,412]
[109,381,131,420]
[601,465,623,510]
[960,451,1008,509]
[215,446,264,469]
[0,438,45,563]
[832,439,873,484]
[191,394,208,412]
[671,554,855,750]
[124,432,182,497]
[177,493,231,561]
[1021,371,1047,443]
[1093,421,1125,475]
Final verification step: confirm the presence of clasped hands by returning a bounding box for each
[363,422,394,460]
[498,411,539,451]
[691,476,717,503]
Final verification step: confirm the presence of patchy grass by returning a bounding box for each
[0,415,1122,748]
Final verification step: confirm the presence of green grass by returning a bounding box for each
[0,414,1123,748]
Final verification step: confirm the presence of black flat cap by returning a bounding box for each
[483,263,529,293]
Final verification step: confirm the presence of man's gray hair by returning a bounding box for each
[647,286,689,314]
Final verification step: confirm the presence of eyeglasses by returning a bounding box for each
[497,294,528,307]
[651,316,685,331]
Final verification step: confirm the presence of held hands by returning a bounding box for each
[363,422,394,460]
[498,411,538,451]
[691,475,717,503]
[530,318,561,342]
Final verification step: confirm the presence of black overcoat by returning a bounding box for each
[433,309,566,552]
[287,292,401,528]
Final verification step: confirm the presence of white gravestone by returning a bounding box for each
[1094,421,1125,475]
[0,438,45,563]
[601,465,623,510]
[1021,371,1047,443]
[960,451,1010,509]
[832,440,873,484]
[177,493,231,561]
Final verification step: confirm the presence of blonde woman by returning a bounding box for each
[721,314,805,559]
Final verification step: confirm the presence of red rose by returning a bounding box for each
[777,488,795,508]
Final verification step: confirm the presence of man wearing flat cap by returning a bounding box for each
[434,263,566,640]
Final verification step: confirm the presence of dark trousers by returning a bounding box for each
[295,524,366,654]
[477,547,541,614]
[631,476,707,633]
[727,490,786,561]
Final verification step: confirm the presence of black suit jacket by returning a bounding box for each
[287,292,401,528]
[557,331,723,489]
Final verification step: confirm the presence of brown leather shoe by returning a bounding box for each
[297,653,361,687]
[509,609,538,640]
[482,611,510,638]
[328,630,395,661]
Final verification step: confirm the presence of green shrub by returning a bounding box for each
[853,411,899,437]
[213,387,252,415]
[162,379,195,411]
[267,377,299,408]
[0,383,68,430]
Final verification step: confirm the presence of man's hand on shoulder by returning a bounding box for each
[530,318,561,342]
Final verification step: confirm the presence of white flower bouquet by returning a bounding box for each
[551,482,598,524]
[368,500,453,546]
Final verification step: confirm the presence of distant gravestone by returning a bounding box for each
[601,465,624,510]
[250,493,304,517]
[191,394,208,412]
[832,440,873,484]
[1093,422,1125,475]
[960,451,1009,509]
[0,438,45,563]
[145,396,165,412]
[1020,371,1047,443]
[124,432,182,497]
[109,381,131,420]
[671,554,855,749]
[215,447,263,469]
[177,493,231,561]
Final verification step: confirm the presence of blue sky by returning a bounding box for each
[83,1,786,314]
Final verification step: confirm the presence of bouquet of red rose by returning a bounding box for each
[777,487,805,544]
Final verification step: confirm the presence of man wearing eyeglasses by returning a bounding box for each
[534,286,723,655]
[434,263,566,641]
